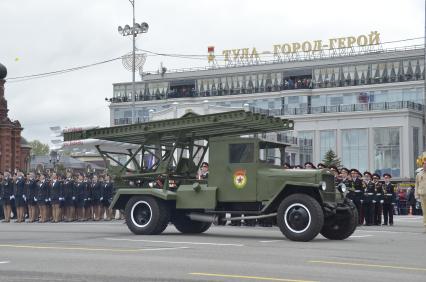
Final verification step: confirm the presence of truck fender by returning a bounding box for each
[110,188,177,210]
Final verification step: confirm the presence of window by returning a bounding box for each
[373,127,400,177]
[229,143,254,163]
[320,130,336,161]
[342,129,368,173]
[298,131,314,165]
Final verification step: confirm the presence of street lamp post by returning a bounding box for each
[118,0,149,124]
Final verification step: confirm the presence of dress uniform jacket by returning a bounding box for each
[352,178,364,202]
[343,178,354,200]
[101,182,113,207]
[26,179,38,205]
[374,181,384,203]
[75,181,86,208]
[50,180,63,205]
[14,176,26,207]
[383,182,396,204]
[2,177,14,205]
[363,181,376,204]
[84,180,91,207]
[63,178,75,207]
[91,181,102,204]
[37,180,50,205]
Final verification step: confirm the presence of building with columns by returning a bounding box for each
[108,45,425,181]
[0,63,31,172]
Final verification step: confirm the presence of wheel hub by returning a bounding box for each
[284,203,312,234]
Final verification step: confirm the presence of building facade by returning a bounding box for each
[109,46,425,181]
[0,63,31,172]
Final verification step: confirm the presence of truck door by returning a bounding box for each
[210,141,257,202]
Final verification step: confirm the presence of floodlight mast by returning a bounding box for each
[118,0,149,124]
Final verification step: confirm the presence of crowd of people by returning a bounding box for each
[283,162,423,226]
[0,170,116,223]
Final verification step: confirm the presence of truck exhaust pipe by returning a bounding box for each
[188,213,219,225]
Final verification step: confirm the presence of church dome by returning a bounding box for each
[0,63,7,80]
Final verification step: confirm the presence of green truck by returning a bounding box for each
[64,110,357,241]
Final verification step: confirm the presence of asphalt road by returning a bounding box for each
[0,216,425,282]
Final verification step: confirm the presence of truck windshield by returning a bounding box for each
[229,143,254,163]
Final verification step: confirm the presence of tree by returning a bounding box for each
[322,149,341,168]
[29,140,50,155]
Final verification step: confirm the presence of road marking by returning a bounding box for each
[0,261,10,264]
[308,260,426,272]
[0,244,188,253]
[104,238,244,247]
[189,272,318,282]
[259,240,284,243]
[349,235,373,238]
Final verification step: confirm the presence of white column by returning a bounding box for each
[368,127,375,173]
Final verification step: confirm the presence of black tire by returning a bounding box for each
[277,193,324,242]
[172,212,212,234]
[321,201,358,240]
[125,196,170,235]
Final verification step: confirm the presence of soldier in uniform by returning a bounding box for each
[14,171,26,223]
[63,172,76,222]
[350,169,364,225]
[91,175,102,221]
[84,174,92,221]
[362,171,376,226]
[382,173,396,226]
[372,173,383,225]
[26,172,38,223]
[304,162,316,169]
[50,173,63,223]
[37,173,50,223]
[317,163,326,169]
[2,172,14,222]
[101,175,113,220]
[75,174,86,221]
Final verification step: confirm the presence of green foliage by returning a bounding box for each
[29,140,50,155]
[322,149,341,168]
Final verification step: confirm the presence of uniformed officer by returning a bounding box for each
[317,163,326,169]
[26,172,38,222]
[363,171,376,226]
[101,175,114,220]
[63,172,76,222]
[75,174,86,221]
[83,175,92,221]
[2,172,14,222]
[91,175,102,221]
[50,173,63,223]
[14,171,26,223]
[372,173,383,225]
[350,169,364,225]
[37,173,50,223]
[382,173,396,226]
[304,162,316,169]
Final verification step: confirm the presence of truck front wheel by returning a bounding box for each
[172,212,212,234]
[320,201,358,240]
[125,196,170,235]
[277,193,324,242]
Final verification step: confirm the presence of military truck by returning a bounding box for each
[64,110,357,241]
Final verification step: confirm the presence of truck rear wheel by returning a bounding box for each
[125,196,170,235]
[172,212,212,234]
[277,193,324,242]
[320,201,358,240]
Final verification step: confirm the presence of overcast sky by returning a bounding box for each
[0,0,424,145]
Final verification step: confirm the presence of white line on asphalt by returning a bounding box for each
[0,261,10,264]
[104,238,244,247]
[259,240,284,243]
[349,235,373,238]
[141,246,190,251]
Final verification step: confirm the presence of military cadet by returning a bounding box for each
[26,172,38,222]
[14,171,26,223]
[329,166,340,185]
[101,175,113,220]
[382,173,396,226]
[84,175,92,221]
[363,171,376,226]
[37,173,50,223]
[2,172,14,222]
[91,175,102,221]
[50,173,63,223]
[350,169,364,225]
[317,163,326,169]
[372,173,383,225]
[75,174,86,221]
[45,173,52,222]
[63,172,76,222]
[342,168,353,198]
